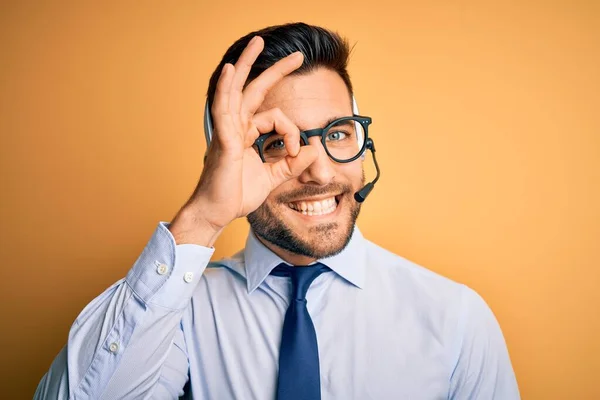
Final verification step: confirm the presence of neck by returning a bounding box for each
[255,235,317,266]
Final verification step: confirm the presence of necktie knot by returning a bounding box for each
[271,262,331,300]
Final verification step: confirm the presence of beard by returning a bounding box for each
[247,173,364,260]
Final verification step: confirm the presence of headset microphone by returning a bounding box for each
[354,138,380,203]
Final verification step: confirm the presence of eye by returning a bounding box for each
[326,131,349,141]
[265,138,285,151]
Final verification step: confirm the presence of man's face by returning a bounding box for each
[247,67,365,260]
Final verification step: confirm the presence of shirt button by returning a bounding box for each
[183,272,194,283]
[156,263,169,275]
[109,342,119,353]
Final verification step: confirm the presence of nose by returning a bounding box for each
[297,136,336,185]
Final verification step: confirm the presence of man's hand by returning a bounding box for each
[169,37,318,246]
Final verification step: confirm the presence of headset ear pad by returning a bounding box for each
[351,97,367,160]
[203,100,214,155]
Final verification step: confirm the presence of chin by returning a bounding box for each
[247,192,361,260]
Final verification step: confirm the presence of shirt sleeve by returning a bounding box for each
[448,286,521,400]
[34,222,214,399]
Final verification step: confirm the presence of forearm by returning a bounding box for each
[35,222,214,399]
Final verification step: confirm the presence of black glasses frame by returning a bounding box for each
[253,115,373,163]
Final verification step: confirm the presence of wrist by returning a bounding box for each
[169,205,225,247]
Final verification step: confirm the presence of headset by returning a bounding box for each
[202,95,380,203]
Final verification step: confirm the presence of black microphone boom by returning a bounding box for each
[354,138,381,203]
[354,182,374,202]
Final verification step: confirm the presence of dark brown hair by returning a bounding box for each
[206,23,353,105]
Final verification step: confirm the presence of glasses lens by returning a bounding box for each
[324,119,364,161]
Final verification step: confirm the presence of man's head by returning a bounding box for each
[207,23,365,262]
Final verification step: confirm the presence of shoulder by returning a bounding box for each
[364,239,469,304]
[362,239,501,334]
[364,239,504,340]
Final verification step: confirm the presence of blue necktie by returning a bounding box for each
[270,262,331,400]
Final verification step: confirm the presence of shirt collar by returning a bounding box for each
[244,226,367,293]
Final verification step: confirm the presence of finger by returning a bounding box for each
[211,63,236,138]
[252,108,301,156]
[266,145,319,189]
[242,51,304,115]
[230,36,264,113]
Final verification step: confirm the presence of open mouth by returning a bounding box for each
[287,195,341,216]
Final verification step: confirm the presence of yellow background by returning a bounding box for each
[1,1,598,398]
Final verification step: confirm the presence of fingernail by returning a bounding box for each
[249,36,259,45]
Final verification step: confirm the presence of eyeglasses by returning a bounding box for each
[253,115,372,163]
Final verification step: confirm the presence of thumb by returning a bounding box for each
[267,145,319,189]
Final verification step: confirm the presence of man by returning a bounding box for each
[35,23,519,399]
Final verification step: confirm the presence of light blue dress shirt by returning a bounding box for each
[35,222,520,399]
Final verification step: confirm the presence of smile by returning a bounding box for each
[287,196,339,216]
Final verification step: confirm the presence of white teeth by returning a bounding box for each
[288,196,338,216]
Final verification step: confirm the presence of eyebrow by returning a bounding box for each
[324,116,347,126]
[300,115,352,131]
[260,115,354,138]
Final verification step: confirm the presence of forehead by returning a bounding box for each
[257,67,353,130]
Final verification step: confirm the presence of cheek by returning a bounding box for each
[337,162,364,187]
[264,181,295,207]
